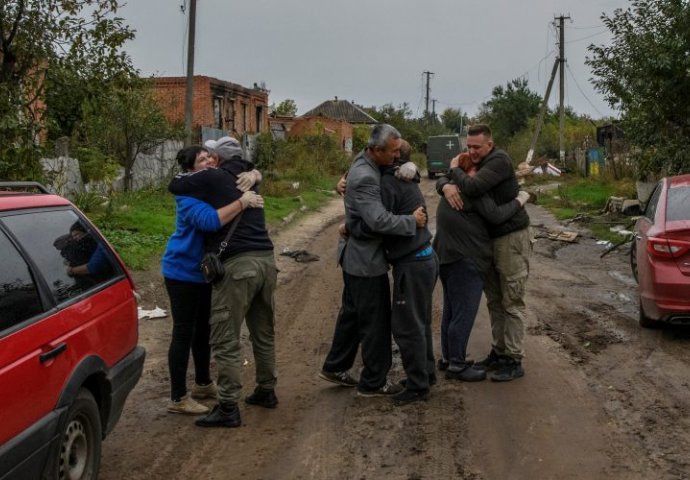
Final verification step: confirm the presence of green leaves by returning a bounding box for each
[587,0,690,177]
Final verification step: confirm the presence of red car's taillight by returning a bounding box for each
[646,237,690,258]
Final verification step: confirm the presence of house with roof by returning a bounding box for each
[289,97,378,152]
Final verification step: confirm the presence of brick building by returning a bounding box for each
[151,75,269,140]
[290,97,377,152]
[289,116,354,152]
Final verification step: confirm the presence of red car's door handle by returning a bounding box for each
[39,343,67,364]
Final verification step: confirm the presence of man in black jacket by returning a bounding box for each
[441,124,531,382]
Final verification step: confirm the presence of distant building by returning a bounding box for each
[289,97,377,152]
[151,75,269,142]
[268,114,296,140]
[302,97,377,125]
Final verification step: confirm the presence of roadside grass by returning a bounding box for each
[81,175,342,270]
[526,174,637,243]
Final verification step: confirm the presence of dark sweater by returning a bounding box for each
[347,164,432,262]
[442,147,529,238]
[432,190,521,272]
[168,159,273,260]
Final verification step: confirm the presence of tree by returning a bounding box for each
[0,0,134,178]
[274,99,298,116]
[477,78,542,145]
[587,0,690,178]
[79,79,177,191]
[441,108,469,134]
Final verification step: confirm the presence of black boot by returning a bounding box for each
[445,363,486,382]
[245,387,279,409]
[195,403,241,428]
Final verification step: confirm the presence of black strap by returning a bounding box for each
[216,210,244,257]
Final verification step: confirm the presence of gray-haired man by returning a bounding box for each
[319,124,427,397]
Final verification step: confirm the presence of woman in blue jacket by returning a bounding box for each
[162,145,263,414]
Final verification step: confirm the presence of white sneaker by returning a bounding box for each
[191,381,218,400]
[167,394,210,415]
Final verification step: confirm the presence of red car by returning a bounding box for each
[631,174,690,327]
[0,182,145,479]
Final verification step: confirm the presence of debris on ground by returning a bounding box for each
[280,249,320,262]
[138,306,167,320]
[535,229,579,243]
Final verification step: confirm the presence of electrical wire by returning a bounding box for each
[565,63,605,117]
[566,31,608,44]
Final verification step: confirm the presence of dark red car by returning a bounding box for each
[631,174,690,327]
[0,182,145,479]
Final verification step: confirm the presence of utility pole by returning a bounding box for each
[558,14,570,165]
[184,0,197,146]
[423,71,434,117]
[525,14,570,165]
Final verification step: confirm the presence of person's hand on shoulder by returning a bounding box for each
[236,169,262,192]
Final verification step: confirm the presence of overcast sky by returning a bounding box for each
[119,0,629,119]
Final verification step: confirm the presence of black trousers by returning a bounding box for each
[322,271,392,391]
[164,277,212,400]
[391,254,438,391]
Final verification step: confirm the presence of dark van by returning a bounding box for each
[425,135,465,179]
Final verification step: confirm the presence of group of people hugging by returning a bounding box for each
[160,123,531,428]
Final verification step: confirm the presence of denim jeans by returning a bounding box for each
[440,257,485,368]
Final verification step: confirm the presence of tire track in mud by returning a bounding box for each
[527,205,690,479]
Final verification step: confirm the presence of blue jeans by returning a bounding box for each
[440,257,485,368]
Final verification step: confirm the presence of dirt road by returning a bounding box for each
[100,178,690,480]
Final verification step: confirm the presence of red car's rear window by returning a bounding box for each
[667,186,690,222]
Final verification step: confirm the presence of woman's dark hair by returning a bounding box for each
[176,145,207,172]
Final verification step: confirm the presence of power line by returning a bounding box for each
[566,31,608,44]
[565,63,605,117]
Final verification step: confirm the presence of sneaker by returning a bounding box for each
[445,364,486,382]
[490,358,525,382]
[392,389,429,406]
[167,393,210,415]
[319,369,357,387]
[245,387,278,409]
[356,380,404,397]
[195,403,241,428]
[191,381,218,400]
[436,358,449,371]
[474,350,505,372]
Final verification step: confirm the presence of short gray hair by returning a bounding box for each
[367,124,401,149]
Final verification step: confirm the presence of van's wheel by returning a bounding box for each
[54,389,102,480]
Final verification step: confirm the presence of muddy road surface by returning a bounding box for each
[100,178,690,480]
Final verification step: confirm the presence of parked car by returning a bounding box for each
[0,182,145,479]
[631,174,690,328]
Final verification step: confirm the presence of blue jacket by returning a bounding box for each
[161,196,221,283]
